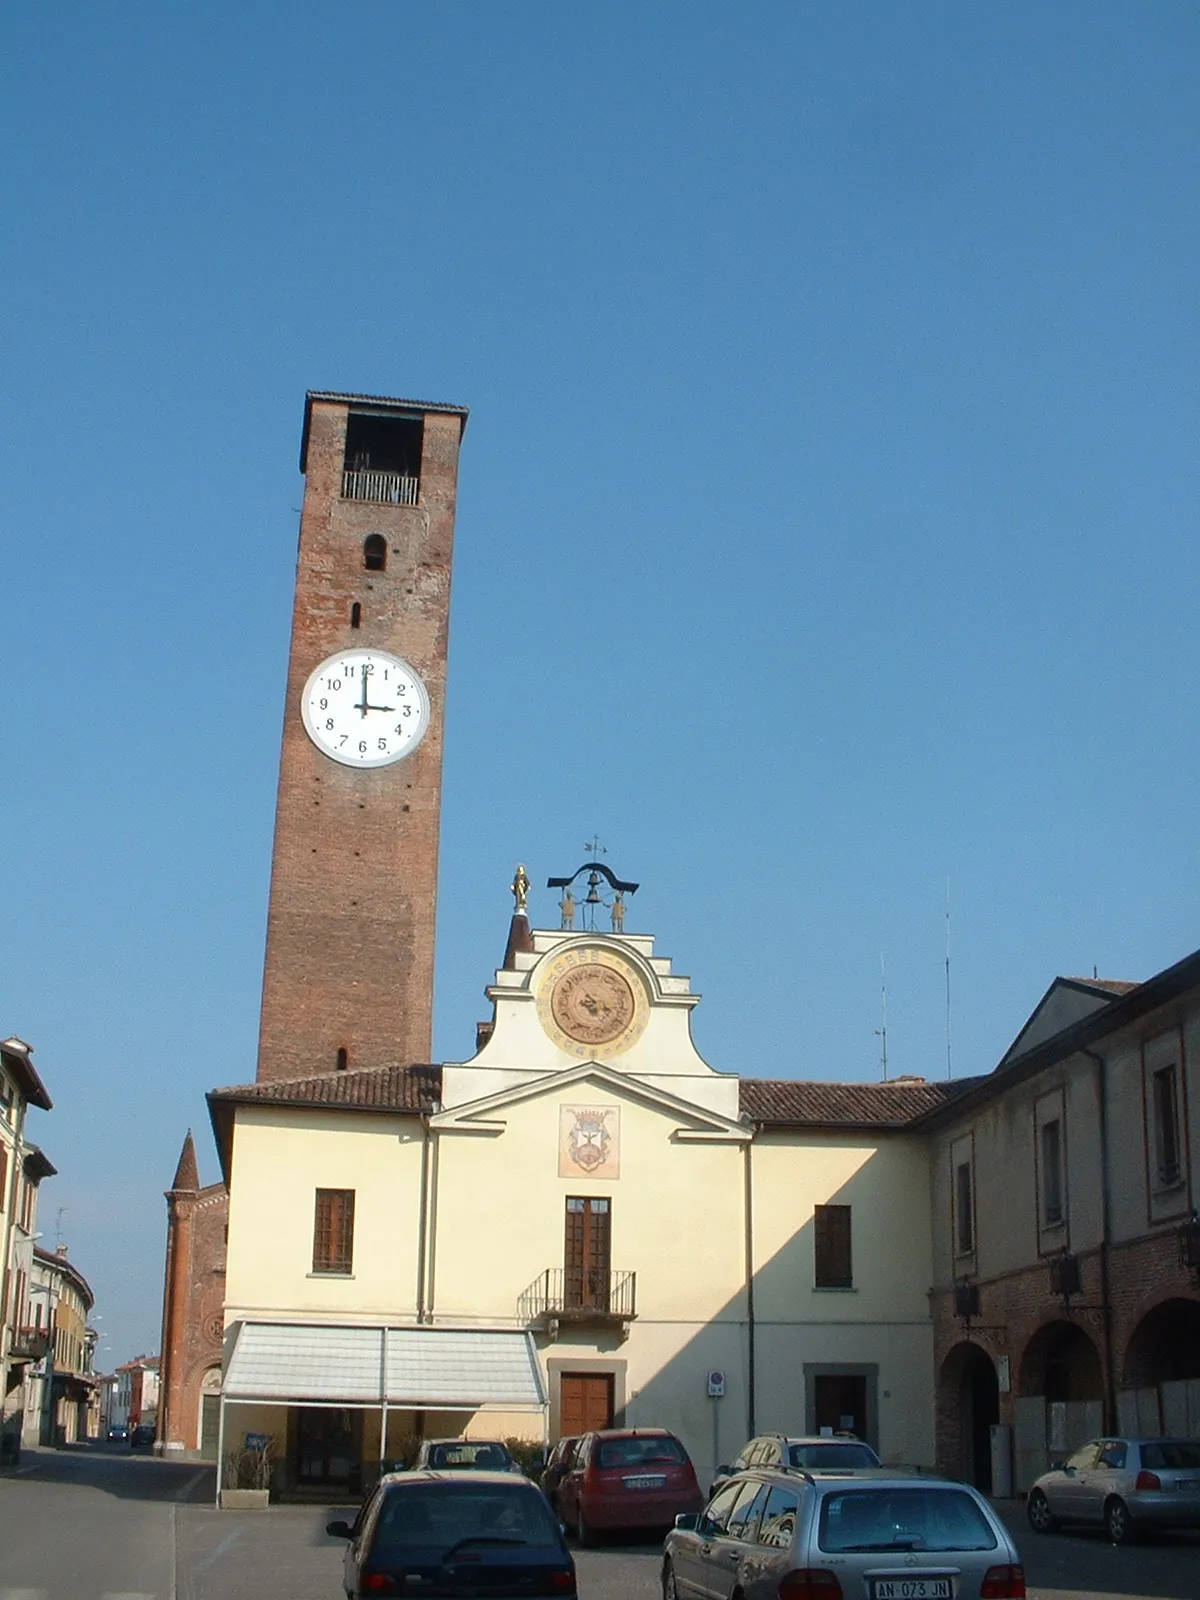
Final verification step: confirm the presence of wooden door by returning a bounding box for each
[564,1197,611,1310]
[560,1372,614,1437]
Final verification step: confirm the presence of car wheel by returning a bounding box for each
[577,1506,598,1548]
[1105,1497,1138,1545]
[662,1559,680,1600]
[1027,1490,1058,1534]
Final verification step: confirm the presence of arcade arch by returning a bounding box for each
[938,1342,1000,1491]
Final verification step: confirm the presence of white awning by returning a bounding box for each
[223,1322,546,1409]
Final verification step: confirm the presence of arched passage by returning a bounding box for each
[938,1342,1000,1491]
[1120,1297,1200,1435]
[1013,1321,1104,1490]
[1018,1320,1103,1403]
[1123,1297,1200,1387]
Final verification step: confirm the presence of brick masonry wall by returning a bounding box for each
[933,1231,1200,1475]
[255,401,463,1083]
[159,1183,227,1451]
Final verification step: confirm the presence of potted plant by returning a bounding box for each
[220,1436,274,1509]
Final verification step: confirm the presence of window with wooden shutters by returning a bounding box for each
[0,1144,7,1208]
[813,1204,852,1288]
[312,1188,355,1274]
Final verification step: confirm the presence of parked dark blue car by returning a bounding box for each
[327,1469,576,1597]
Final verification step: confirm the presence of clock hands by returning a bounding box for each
[356,666,393,716]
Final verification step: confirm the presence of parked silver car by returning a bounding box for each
[1027,1436,1200,1544]
[663,1469,1025,1599]
[710,1433,881,1497]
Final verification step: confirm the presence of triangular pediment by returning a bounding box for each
[429,1059,750,1142]
[999,975,1136,1067]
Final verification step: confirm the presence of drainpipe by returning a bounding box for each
[1082,1047,1117,1431]
[743,1136,757,1439]
[415,1117,430,1323]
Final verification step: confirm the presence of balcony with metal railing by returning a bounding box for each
[9,1325,51,1362]
[341,469,420,506]
[518,1268,636,1335]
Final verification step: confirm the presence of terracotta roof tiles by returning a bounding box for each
[209,1062,442,1114]
[740,1075,983,1127]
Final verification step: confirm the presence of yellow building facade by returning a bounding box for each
[211,912,959,1497]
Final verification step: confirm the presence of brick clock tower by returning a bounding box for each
[159,391,467,1453]
[256,391,468,1082]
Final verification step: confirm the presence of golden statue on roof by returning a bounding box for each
[510,863,530,914]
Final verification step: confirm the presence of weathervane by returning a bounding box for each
[548,844,638,934]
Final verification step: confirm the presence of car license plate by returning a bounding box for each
[623,1473,667,1489]
[870,1580,953,1600]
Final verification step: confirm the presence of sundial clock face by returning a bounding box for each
[537,946,650,1059]
[300,649,430,768]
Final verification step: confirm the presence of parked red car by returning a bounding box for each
[558,1428,702,1544]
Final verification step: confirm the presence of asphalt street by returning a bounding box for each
[1,1445,1198,1600]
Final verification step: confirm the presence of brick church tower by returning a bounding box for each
[159,391,467,1452]
[257,392,468,1081]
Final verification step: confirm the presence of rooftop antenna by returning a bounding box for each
[54,1206,69,1250]
[875,954,889,1080]
[945,879,953,1080]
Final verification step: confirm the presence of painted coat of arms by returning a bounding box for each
[558,1105,620,1179]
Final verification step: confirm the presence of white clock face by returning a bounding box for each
[300,649,430,768]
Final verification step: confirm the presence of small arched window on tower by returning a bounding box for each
[363,534,387,572]
[350,602,361,629]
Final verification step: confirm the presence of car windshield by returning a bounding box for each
[371,1483,559,1554]
[596,1436,687,1468]
[1140,1442,1200,1470]
[790,1443,879,1469]
[819,1489,998,1553]
[426,1442,513,1470]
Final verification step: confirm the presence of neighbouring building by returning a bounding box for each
[108,1355,161,1432]
[26,1244,99,1445]
[926,957,1200,1493]
[0,1037,54,1463]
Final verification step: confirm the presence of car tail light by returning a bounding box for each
[1135,1470,1162,1491]
[980,1564,1026,1598]
[777,1571,843,1598]
[358,1572,398,1595]
[542,1571,576,1594]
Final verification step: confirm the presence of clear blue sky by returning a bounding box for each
[4,3,1199,1365]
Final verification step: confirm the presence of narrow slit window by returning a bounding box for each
[363,535,387,572]
[1152,1066,1182,1187]
[955,1161,974,1255]
[1041,1119,1064,1226]
[350,602,361,629]
[336,1047,348,1072]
